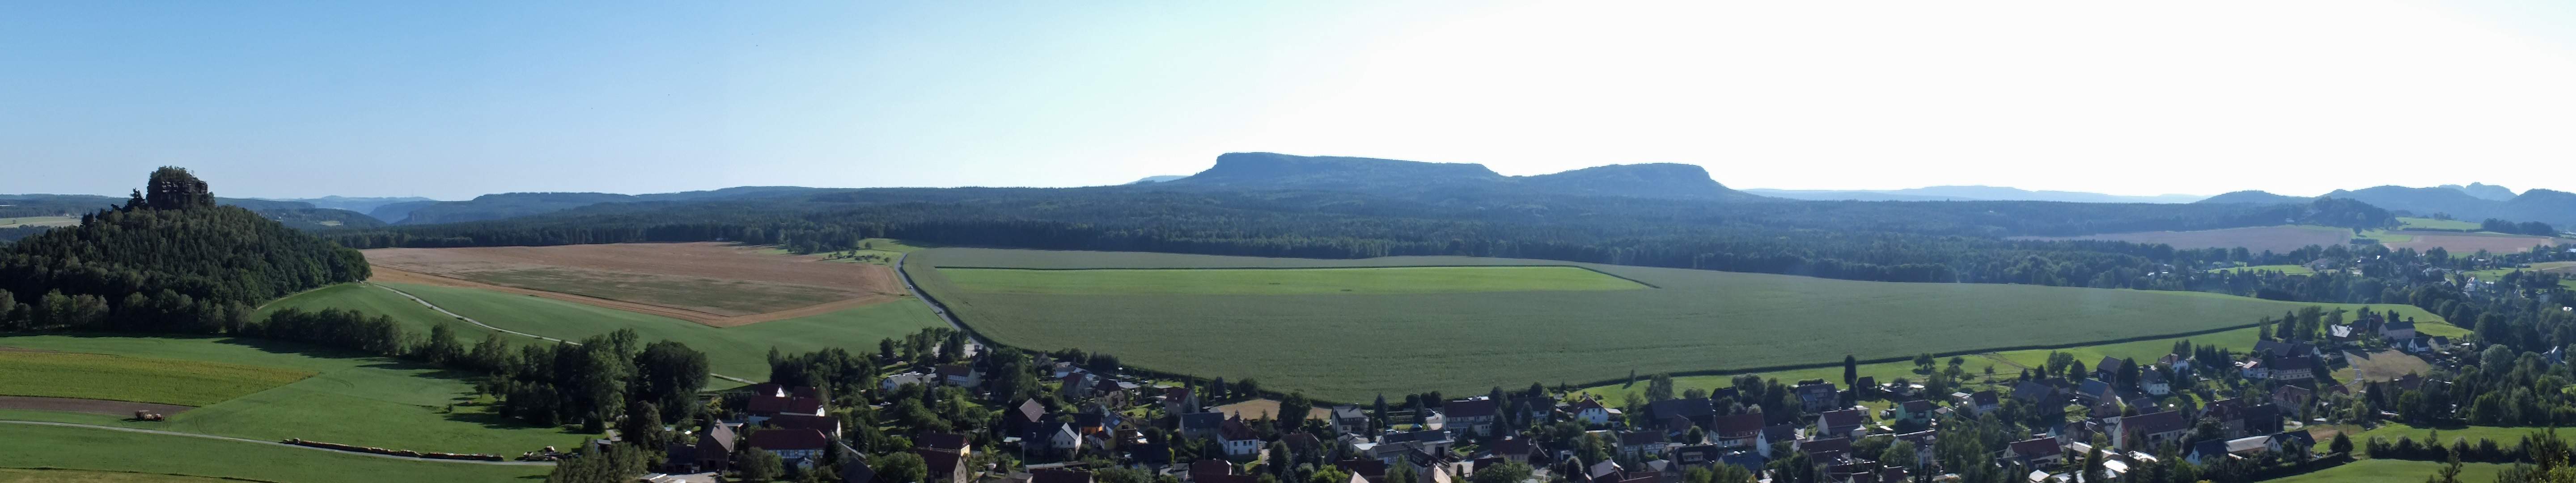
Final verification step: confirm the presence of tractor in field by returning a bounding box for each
[132,411,164,421]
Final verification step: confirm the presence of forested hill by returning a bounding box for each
[0,168,370,333]
[2197,184,2576,229]
[389,186,848,225]
[0,193,384,232]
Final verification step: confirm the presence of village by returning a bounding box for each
[630,305,2471,483]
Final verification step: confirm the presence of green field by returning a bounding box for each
[2258,459,2506,483]
[943,266,1648,295]
[0,468,244,483]
[0,351,314,406]
[910,248,2459,402]
[460,267,850,315]
[0,336,592,455]
[0,424,547,483]
[2212,264,2318,275]
[2332,423,2546,452]
[2465,262,2576,290]
[0,216,79,228]
[260,282,944,380]
[2398,217,2483,231]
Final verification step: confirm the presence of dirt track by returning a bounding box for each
[369,267,900,328]
[0,395,191,417]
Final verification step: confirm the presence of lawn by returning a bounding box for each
[2211,264,2317,275]
[264,282,944,381]
[941,266,1647,295]
[2258,459,2506,483]
[0,424,547,483]
[460,267,851,316]
[0,469,249,483]
[0,351,314,406]
[910,248,2455,402]
[0,335,594,455]
[2398,217,2482,231]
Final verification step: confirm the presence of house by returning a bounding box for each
[1617,431,1665,458]
[2254,341,2319,359]
[1645,398,1715,425]
[1193,459,1239,482]
[916,448,970,483]
[1953,390,2000,416]
[1795,437,1852,463]
[1759,424,1800,458]
[767,413,843,438]
[1489,437,1539,463]
[1010,399,1049,438]
[1164,387,1203,414]
[746,384,826,424]
[1335,458,1389,483]
[1794,382,1840,412]
[1179,412,1227,440]
[2382,320,2419,343]
[2272,386,2314,418]
[2074,380,2114,402]
[2267,431,2317,454]
[1891,431,1936,468]
[936,364,982,387]
[1895,400,1935,424]
[2187,436,2273,465]
[2329,325,2361,343]
[2270,356,2317,381]
[1219,417,1262,457]
[1711,413,1765,450]
[881,372,935,392]
[2006,437,2063,467]
[695,423,738,473]
[748,428,832,469]
[917,432,972,456]
[1572,399,1611,426]
[837,443,874,483]
[1035,469,1096,483]
[2213,403,2283,438]
[2140,369,2171,396]
[2010,381,2059,406]
[1443,398,1500,436]
[1044,422,1085,455]
[1331,405,1373,433]
[2094,356,2131,382]
[2114,411,2189,451]
[1059,372,1097,398]
[1815,409,1865,439]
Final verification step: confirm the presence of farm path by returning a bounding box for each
[894,252,983,357]
[0,420,555,466]
[365,283,759,386]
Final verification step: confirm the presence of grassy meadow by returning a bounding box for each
[0,335,594,455]
[2257,459,2506,483]
[0,469,245,483]
[942,266,1647,295]
[461,267,850,315]
[0,216,80,228]
[910,248,2456,402]
[259,281,943,380]
[0,424,547,483]
[0,351,314,406]
[2397,217,2483,231]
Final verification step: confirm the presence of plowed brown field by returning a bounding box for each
[364,243,906,327]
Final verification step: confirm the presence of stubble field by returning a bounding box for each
[364,242,907,326]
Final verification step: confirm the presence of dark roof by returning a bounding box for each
[2077,380,2112,398]
[2273,356,2315,371]
[1334,405,1368,420]
[2008,437,2059,458]
[785,397,825,415]
[1900,400,1933,413]
[1218,417,1256,441]
[1334,458,1386,479]
[1712,413,1763,437]
[749,382,784,396]
[915,449,965,477]
[937,364,973,377]
[2096,356,2129,373]
[1493,437,1533,457]
[2123,411,2189,436]
[748,394,790,414]
[2273,385,2313,401]
[769,414,839,434]
[1033,469,1094,483]
[1619,431,1663,446]
[1444,398,1499,419]
[1762,423,1799,442]
[1284,433,1324,452]
[1817,409,1864,429]
[2189,440,2232,459]
[1131,442,1172,465]
[1798,437,1851,457]
[917,432,970,452]
[665,442,698,466]
[1180,412,1226,431]
[1017,399,1048,424]
[1645,398,1714,419]
[840,449,875,483]
[1193,459,1235,477]
[2012,381,2056,403]
[1970,390,1999,406]
[747,428,830,451]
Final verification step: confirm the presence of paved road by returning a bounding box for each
[368,283,759,386]
[0,420,555,466]
[893,252,985,356]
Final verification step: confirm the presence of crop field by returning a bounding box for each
[0,350,314,406]
[0,424,547,483]
[0,336,593,455]
[260,281,944,380]
[0,216,78,228]
[364,242,907,326]
[0,468,244,483]
[2011,225,2353,254]
[942,266,1647,295]
[2258,459,2505,483]
[2345,350,2433,382]
[2381,231,2571,254]
[910,248,2459,402]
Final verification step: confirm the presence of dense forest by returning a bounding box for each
[0,168,371,333]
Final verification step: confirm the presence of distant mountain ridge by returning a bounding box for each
[251,195,438,218]
[2440,182,2517,201]
[2194,183,2574,229]
[389,186,850,225]
[1158,152,1757,200]
[1742,186,2205,203]
[0,193,382,231]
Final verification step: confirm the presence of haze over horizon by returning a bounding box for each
[9,1,2576,199]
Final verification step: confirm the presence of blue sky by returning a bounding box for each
[8,1,2576,199]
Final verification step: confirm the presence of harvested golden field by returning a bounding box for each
[2381,231,2573,254]
[364,242,906,327]
[2010,225,2353,253]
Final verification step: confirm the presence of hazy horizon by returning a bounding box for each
[9,1,2576,199]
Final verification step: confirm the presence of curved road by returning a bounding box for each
[0,420,555,466]
[893,252,986,356]
[367,283,759,386]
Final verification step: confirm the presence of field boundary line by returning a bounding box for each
[934,264,1665,289]
[0,420,554,466]
[363,283,758,386]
